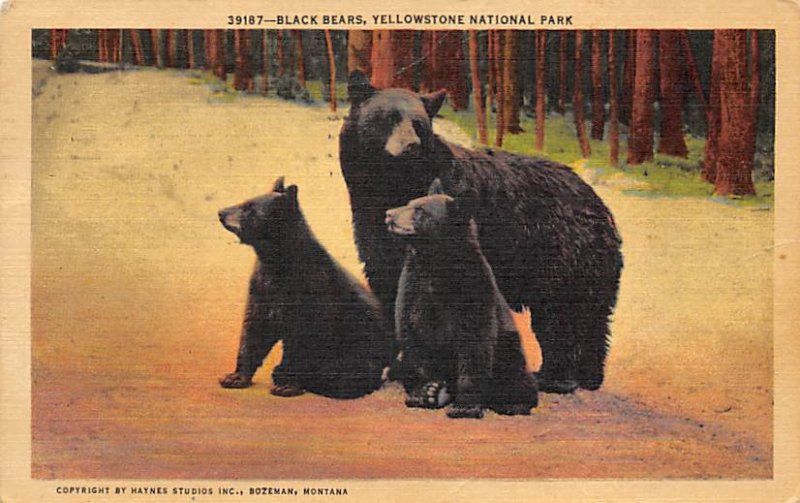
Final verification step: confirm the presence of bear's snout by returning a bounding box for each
[218,207,242,235]
[384,119,422,157]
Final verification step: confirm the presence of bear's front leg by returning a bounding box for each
[397,343,452,409]
[446,353,489,420]
[219,293,282,390]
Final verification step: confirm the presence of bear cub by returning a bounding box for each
[386,180,538,419]
[218,177,393,399]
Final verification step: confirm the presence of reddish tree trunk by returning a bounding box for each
[627,30,656,165]
[276,30,285,77]
[591,30,605,140]
[151,30,162,67]
[347,30,372,76]
[574,31,591,158]
[702,33,722,182]
[129,30,144,66]
[439,31,469,110]
[608,31,620,167]
[493,30,506,147]
[748,30,760,161]
[487,30,496,111]
[419,31,435,91]
[261,30,270,95]
[97,30,106,62]
[370,30,416,89]
[535,31,547,151]
[213,29,227,81]
[503,30,522,133]
[166,29,176,67]
[558,30,568,115]
[620,30,636,125]
[468,31,488,145]
[50,29,60,60]
[292,30,306,87]
[657,30,689,158]
[186,30,195,69]
[714,30,756,196]
[233,30,252,91]
[324,30,337,112]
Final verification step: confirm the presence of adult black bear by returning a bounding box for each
[339,72,623,394]
[387,180,539,419]
[218,177,393,399]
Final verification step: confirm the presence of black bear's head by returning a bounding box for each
[384,179,478,240]
[346,70,446,160]
[218,176,299,246]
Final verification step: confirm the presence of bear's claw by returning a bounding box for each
[219,372,253,389]
[270,384,306,397]
[405,381,451,409]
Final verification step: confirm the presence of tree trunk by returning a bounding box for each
[702,32,722,182]
[493,30,506,147]
[186,30,195,69]
[591,30,605,140]
[748,30,760,161]
[574,30,592,158]
[276,30,285,77]
[50,29,60,60]
[487,30,496,112]
[535,31,547,150]
[608,31,620,167]
[151,30,162,67]
[558,30,568,115]
[261,30,270,95]
[97,30,106,62]
[347,30,372,76]
[292,30,306,87]
[233,30,252,91]
[435,31,469,110]
[166,29,176,67]
[657,30,689,158]
[620,30,636,125]
[627,30,656,165]
[212,29,227,81]
[419,31,435,91]
[370,30,416,89]
[129,30,144,66]
[714,30,756,196]
[468,31,488,145]
[503,30,522,133]
[324,30,337,112]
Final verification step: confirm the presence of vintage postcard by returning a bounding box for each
[1,0,799,501]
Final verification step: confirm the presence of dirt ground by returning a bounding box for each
[30,61,773,479]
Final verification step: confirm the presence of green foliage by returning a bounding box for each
[304,80,348,104]
[438,105,773,209]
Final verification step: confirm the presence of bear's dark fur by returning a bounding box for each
[387,181,539,419]
[340,71,623,394]
[218,177,393,399]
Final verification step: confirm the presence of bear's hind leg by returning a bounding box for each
[530,304,580,394]
[489,332,539,415]
[574,311,611,391]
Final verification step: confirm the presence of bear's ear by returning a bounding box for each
[271,176,286,193]
[427,178,445,196]
[286,184,299,209]
[348,70,376,109]
[420,89,447,119]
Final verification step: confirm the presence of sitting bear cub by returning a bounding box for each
[386,180,539,419]
[218,177,393,399]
